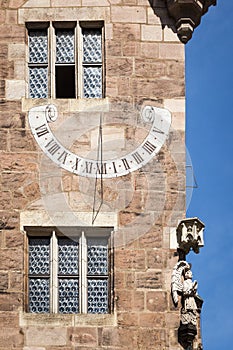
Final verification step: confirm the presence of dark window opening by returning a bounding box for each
[55,66,76,98]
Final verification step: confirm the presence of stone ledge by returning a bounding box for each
[21,97,110,113]
[19,311,117,327]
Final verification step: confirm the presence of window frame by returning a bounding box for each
[26,21,105,99]
[24,226,113,314]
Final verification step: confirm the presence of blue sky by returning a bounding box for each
[186,2,233,349]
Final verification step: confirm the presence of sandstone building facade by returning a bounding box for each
[0,1,213,349]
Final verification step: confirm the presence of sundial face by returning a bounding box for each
[28,103,171,178]
[28,100,183,245]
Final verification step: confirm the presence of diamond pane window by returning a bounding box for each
[28,238,50,313]
[27,23,104,99]
[58,279,79,314]
[82,28,103,98]
[87,237,108,275]
[29,279,50,313]
[58,238,79,275]
[28,28,48,98]
[87,237,109,314]
[29,30,48,64]
[88,279,108,314]
[29,67,48,98]
[26,228,111,314]
[56,29,74,63]
[29,238,50,275]
[83,67,102,98]
[83,29,102,63]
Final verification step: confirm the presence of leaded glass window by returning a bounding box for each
[27,22,104,99]
[28,29,48,98]
[87,237,109,313]
[28,237,50,313]
[82,29,103,98]
[27,228,111,314]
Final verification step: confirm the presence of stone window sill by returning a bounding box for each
[22,97,109,113]
[19,311,117,327]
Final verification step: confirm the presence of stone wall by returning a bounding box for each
[0,1,186,349]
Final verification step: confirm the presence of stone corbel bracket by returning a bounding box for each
[166,0,217,43]
[176,217,205,258]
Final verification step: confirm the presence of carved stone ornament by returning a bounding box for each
[171,261,203,348]
[166,0,217,43]
[176,217,205,255]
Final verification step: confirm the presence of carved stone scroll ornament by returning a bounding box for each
[171,261,203,348]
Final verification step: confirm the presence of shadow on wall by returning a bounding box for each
[148,0,176,32]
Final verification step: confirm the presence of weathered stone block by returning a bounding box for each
[6,9,17,23]
[111,6,146,23]
[0,153,38,172]
[137,328,166,347]
[0,272,8,291]
[0,24,25,42]
[107,57,133,77]
[0,248,23,270]
[139,227,162,248]
[22,0,50,7]
[5,230,24,248]
[159,43,184,60]
[0,327,23,348]
[118,328,138,348]
[115,289,133,311]
[0,210,19,230]
[82,0,109,5]
[1,191,13,210]
[136,271,162,289]
[8,43,25,59]
[113,23,140,41]
[131,78,184,98]
[146,291,168,312]
[141,24,162,41]
[9,270,23,291]
[140,42,159,58]
[0,80,5,98]
[51,0,81,6]
[9,130,37,151]
[0,9,5,23]
[132,291,145,311]
[25,327,67,346]
[69,327,98,347]
[5,79,25,100]
[122,0,137,4]
[135,59,166,78]
[146,250,163,269]
[122,41,140,56]
[115,248,145,270]
[0,292,22,311]
[139,312,165,327]
[0,130,7,150]
[101,327,120,346]
[9,0,26,8]
[106,39,122,56]
[118,312,138,327]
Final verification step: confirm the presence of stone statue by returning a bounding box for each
[171,261,202,326]
[181,265,198,325]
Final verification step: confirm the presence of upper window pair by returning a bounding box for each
[27,22,104,99]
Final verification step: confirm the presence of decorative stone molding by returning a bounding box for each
[166,0,217,43]
[177,217,205,256]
